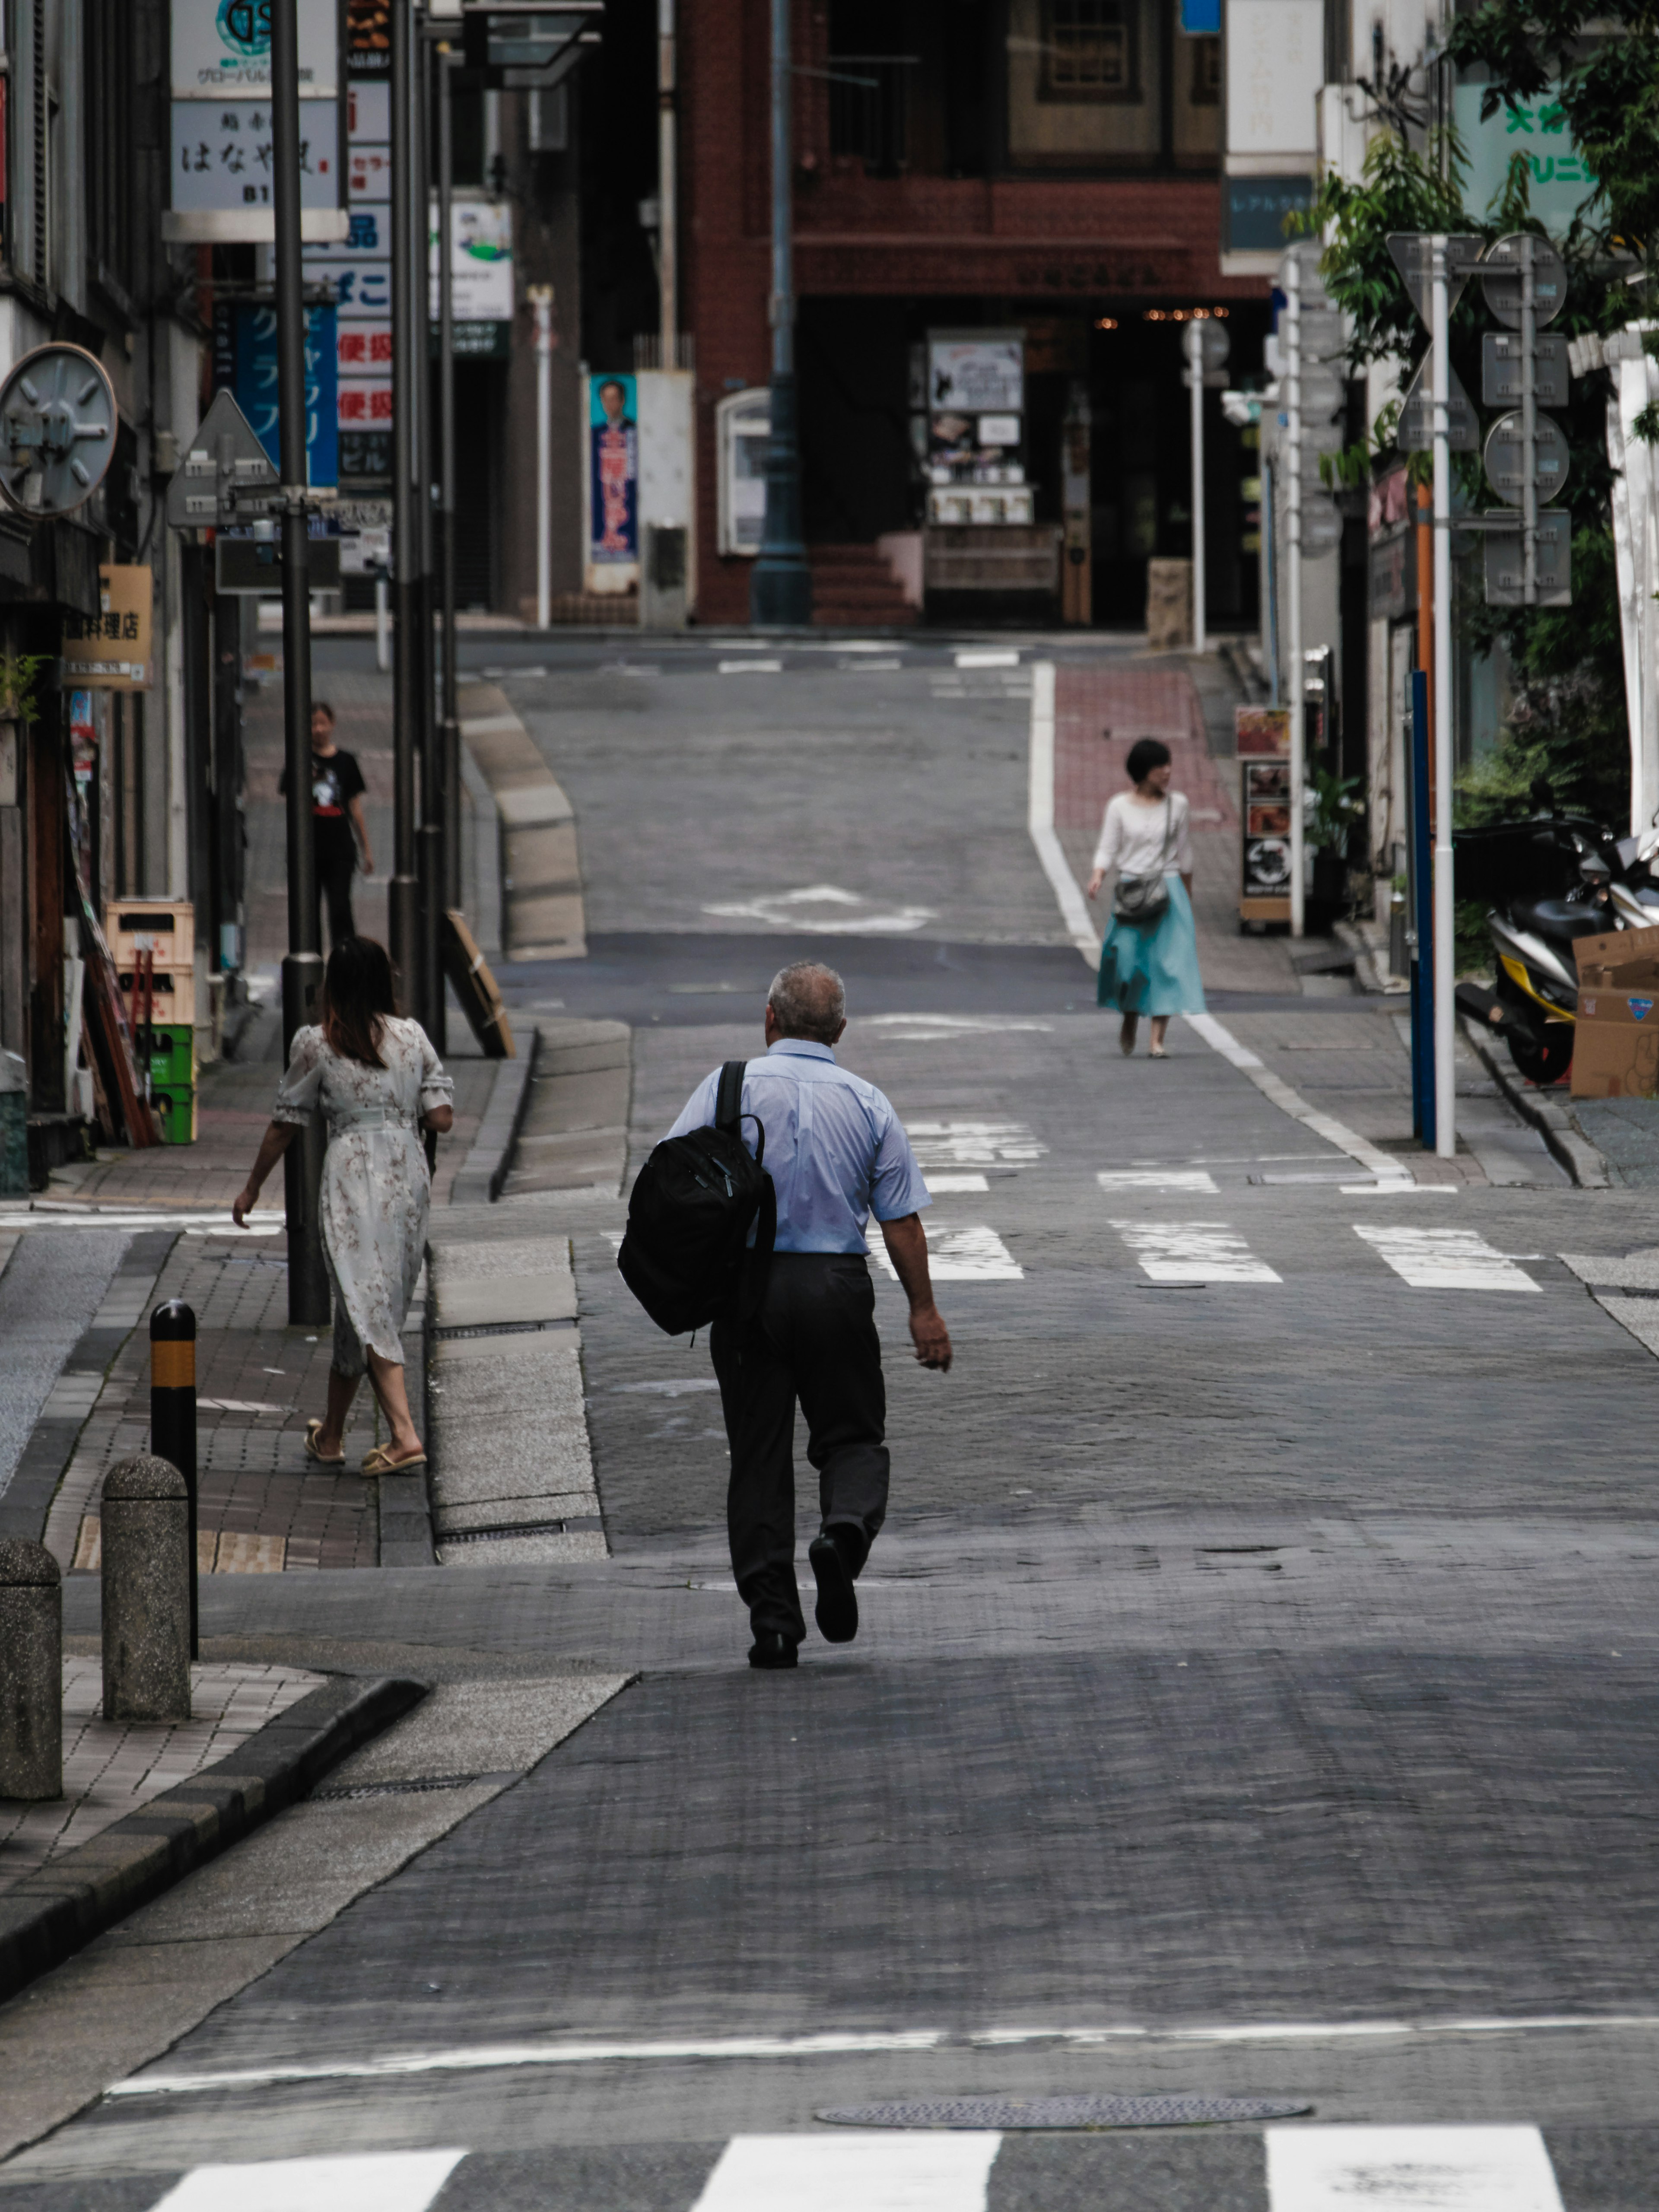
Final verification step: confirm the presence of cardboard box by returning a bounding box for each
[1572,925,1659,1096]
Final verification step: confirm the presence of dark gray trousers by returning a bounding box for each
[710,1251,890,1641]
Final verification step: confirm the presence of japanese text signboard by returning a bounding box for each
[586,374,639,590]
[171,0,341,99]
[305,76,391,484]
[213,301,339,487]
[61,567,153,691]
[1453,84,1599,236]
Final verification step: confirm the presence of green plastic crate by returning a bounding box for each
[139,1023,196,1089]
[150,1083,196,1145]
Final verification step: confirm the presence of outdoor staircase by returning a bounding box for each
[808,543,919,629]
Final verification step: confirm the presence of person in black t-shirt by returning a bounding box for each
[279,701,373,949]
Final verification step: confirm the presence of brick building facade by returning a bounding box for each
[676,0,1273,626]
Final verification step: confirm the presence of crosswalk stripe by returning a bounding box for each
[876,1226,1024,1281]
[690,2133,1002,2212]
[1265,2125,1564,2211]
[1355,1226,1541,1292]
[1111,1220,1281,1284]
[1097,1168,1219,1194]
[146,2150,467,2212]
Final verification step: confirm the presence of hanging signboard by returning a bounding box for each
[60,567,154,691]
[171,0,342,98]
[429,198,515,325]
[213,300,340,487]
[584,373,640,593]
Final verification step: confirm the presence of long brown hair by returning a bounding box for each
[321,936,397,1068]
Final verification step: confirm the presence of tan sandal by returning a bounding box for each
[362,1443,427,1475]
[305,1420,346,1466]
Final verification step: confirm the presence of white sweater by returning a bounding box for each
[1092,790,1192,877]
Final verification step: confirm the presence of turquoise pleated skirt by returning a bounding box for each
[1097,875,1207,1016]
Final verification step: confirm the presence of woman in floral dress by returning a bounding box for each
[233,937,453,1473]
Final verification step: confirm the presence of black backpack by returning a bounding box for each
[617,1060,776,1336]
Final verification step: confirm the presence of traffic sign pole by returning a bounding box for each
[389,0,423,1028]
[1521,233,1538,604]
[1431,235,1456,1163]
[438,46,462,918]
[1286,255,1304,939]
[272,0,330,1328]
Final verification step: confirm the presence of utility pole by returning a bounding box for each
[658,0,677,362]
[1430,234,1455,1161]
[389,0,422,1028]
[1186,323,1206,656]
[1284,253,1304,939]
[415,25,442,1044]
[272,0,329,1328]
[750,0,811,627]
[531,289,553,629]
[435,38,461,1007]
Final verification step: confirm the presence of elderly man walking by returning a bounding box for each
[664,961,953,1669]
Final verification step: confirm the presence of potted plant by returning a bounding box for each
[1305,766,1365,924]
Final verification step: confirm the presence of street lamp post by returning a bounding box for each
[438,45,461,914]
[389,0,423,1027]
[749,0,811,628]
[271,0,329,1327]
[415,25,443,1044]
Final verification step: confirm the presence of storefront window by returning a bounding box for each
[1041,0,1139,101]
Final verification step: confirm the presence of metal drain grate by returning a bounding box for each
[817,2095,1312,2131]
[313,1773,487,1802]
[432,1317,577,1341]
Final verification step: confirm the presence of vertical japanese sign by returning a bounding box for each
[586,375,639,588]
[305,74,392,485]
[213,301,340,486]
[60,567,155,690]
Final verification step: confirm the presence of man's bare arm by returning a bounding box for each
[878,1214,953,1371]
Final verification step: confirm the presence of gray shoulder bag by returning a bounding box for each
[1112,798,1175,925]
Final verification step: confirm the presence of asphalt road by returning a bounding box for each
[7,642,1659,2211]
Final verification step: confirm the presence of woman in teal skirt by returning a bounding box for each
[1086,736,1206,1057]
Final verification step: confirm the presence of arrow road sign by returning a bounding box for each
[164,389,280,531]
[1388,234,1484,326]
[1397,350,1480,451]
[1484,409,1572,505]
[1484,509,1572,604]
[1481,331,1568,409]
[1479,232,1568,330]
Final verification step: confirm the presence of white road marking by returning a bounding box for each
[1343,1183,1458,1196]
[692,2134,1001,2212]
[842,657,904,671]
[906,1119,1048,1167]
[196,1399,287,1414]
[1265,2126,1564,2212]
[147,2151,467,2212]
[1026,662,1099,958]
[865,1015,1052,1042]
[957,649,1020,668]
[718,659,783,674]
[1111,1220,1281,1284]
[1097,1168,1219,1194]
[925,1173,990,1192]
[1182,1014,1417,1188]
[702,885,937,934]
[1356,1226,1541,1292]
[614,1379,721,1395]
[876,1226,1023,1281]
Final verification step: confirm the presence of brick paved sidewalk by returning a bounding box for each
[0,1660,321,1894]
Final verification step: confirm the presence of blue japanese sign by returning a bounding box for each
[213,300,339,486]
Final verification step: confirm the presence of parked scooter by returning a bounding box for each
[1453,795,1659,1086]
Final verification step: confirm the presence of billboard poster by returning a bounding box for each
[213,300,339,487]
[429,199,515,325]
[172,0,340,97]
[927,331,1023,413]
[588,374,639,577]
[1235,706,1290,756]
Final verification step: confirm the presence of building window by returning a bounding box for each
[1189,33,1221,104]
[1040,0,1139,102]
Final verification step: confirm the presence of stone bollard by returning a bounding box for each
[101,1456,191,1724]
[0,1538,62,1799]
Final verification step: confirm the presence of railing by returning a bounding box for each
[826,56,919,176]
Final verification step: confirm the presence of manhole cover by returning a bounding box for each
[816,2095,1311,2131]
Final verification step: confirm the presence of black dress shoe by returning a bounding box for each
[808,1533,859,1644]
[748,1630,799,1669]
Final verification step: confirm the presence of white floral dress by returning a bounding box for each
[273,1018,453,1375]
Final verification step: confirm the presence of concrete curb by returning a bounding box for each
[0,1672,424,2005]
[1459,1016,1612,1189]
[450,1025,542,1208]
[456,680,587,961]
[0,1229,179,1546]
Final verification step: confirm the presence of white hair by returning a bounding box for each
[767,961,846,1042]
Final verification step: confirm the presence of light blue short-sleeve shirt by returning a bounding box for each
[664,1039,930,1254]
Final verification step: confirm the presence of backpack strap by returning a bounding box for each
[715,1058,747,1135]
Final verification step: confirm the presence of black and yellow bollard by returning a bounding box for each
[149,1302,198,1658]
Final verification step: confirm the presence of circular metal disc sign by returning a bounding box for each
[817,2095,1313,2130]
[1484,409,1572,507]
[0,344,118,519]
[1480,233,1568,329]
